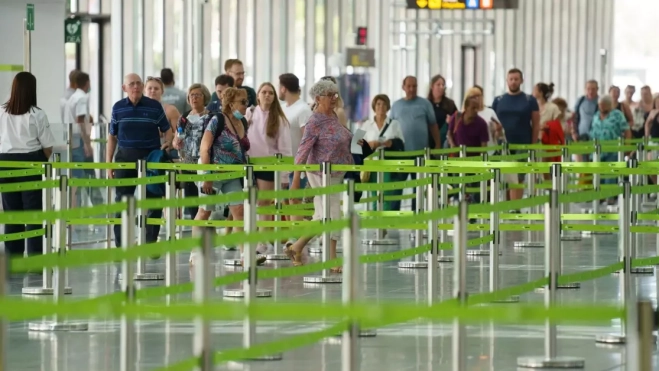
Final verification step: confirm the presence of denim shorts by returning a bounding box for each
[71,139,92,179]
[288,172,308,191]
[197,178,244,211]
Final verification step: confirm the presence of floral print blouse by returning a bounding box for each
[295,112,354,176]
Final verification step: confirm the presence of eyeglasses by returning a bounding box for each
[234,99,249,106]
[323,93,339,99]
[146,76,162,82]
[189,93,203,98]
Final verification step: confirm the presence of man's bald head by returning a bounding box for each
[122,73,144,102]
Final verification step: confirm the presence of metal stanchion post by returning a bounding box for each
[194,230,213,370]
[223,186,273,298]
[552,164,580,290]
[305,162,342,282]
[467,153,493,257]
[236,186,281,360]
[489,169,519,303]
[132,159,163,281]
[0,251,7,371]
[267,153,288,260]
[438,160,452,263]
[225,166,255,266]
[106,184,114,249]
[626,159,653,275]
[165,171,178,288]
[561,148,582,242]
[633,300,655,371]
[517,189,585,368]
[339,180,375,341]
[23,163,72,295]
[399,158,428,269]
[120,196,137,371]
[560,147,570,214]
[364,148,396,245]
[452,201,468,371]
[597,181,633,344]
[427,173,439,302]
[514,151,544,248]
[28,176,88,332]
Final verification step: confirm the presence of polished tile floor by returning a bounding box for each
[4,200,659,370]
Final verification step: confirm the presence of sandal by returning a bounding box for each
[285,248,303,266]
[330,266,342,274]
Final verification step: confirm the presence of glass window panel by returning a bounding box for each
[172,0,184,80]
[153,0,164,73]
[314,0,325,81]
[229,0,238,58]
[244,0,255,87]
[210,0,221,79]
[294,0,306,89]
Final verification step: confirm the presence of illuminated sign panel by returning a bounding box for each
[407,0,517,9]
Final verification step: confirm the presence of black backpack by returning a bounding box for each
[180,110,249,149]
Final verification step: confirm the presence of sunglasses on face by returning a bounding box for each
[234,99,249,106]
[146,76,162,82]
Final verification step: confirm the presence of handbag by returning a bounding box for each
[359,119,401,183]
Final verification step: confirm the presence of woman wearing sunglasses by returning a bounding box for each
[145,76,181,158]
[286,79,354,273]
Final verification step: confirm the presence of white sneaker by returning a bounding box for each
[256,243,269,255]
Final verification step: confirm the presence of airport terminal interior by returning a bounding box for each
[2,0,659,370]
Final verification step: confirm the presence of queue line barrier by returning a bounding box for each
[2,149,659,369]
[1,172,658,369]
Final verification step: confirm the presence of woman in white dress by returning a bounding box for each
[361,94,405,211]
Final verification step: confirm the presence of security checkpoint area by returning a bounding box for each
[1,139,659,370]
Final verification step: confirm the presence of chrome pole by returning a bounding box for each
[427,173,439,303]
[267,153,287,260]
[591,142,601,216]
[552,164,579,289]
[438,156,452,263]
[376,147,385,240]
[514,150,543,248]
[120,196,137,371]
[165,171,178,289]
[194,230,213,370]
[0,251,7,371]
[243,186,258,348]
[517,185,585,368]
[489,169,518,303]
[635,300,654,371]
[341,179,361,371]
[398,158,428,269]
[452,200,468,371]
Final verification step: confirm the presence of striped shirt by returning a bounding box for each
[109,96,170,149]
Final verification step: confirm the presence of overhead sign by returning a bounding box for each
[345,48,376,68]
[26,4,35,31]
[64,17,82,44]
[407,0,517,9]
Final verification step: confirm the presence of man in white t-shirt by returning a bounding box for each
[60,69,80,124]
[279,73,313,244]
[64,72,103,207]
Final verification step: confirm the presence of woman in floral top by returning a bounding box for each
[287,79,354,272]
[589,95,631,186]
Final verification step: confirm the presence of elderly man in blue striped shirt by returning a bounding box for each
[106,73,172,248]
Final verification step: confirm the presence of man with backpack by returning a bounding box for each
[492,68,540,201]
[570,80,599,184]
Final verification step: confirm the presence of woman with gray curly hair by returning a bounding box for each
[286,79,355,273]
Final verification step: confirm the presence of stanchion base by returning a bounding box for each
[244,353,283,361]
[265,253,289,261]
[397,261,428,269]
[595,334,626,344]
[517,356,585,369]
[437,256,454,263]
[513,241,545,248]
[631,267,654,275]
[465,249,500,257]
[22,287,73,296]
[409,232,428,240]
[536,283,581,293]
[309,247,322,254]
[613,267,655,275]
[560,235,582,242]
[362,238,398,245]
[581,231,614,237]
[642,202,657,209]
[28,321,89,332]
[303,275,342,284]
[222,288,273,298]
[331,329,377,338]
[491,295,520,303]
[224,259,242,266]
[134,272,165,281]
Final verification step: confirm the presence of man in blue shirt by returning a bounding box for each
[492,68,540,201]
[106,73,173,247]
[207,74,234,112]
[389,75,440,211]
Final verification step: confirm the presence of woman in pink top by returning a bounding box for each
[245,82,292,253]
[287,79,354,272]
